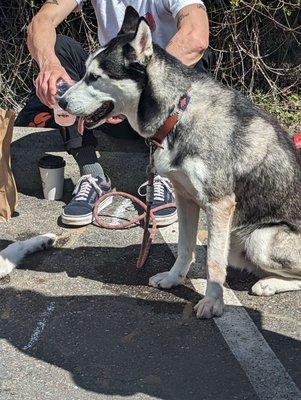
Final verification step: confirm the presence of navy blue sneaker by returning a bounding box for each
[61,174,112,226]
[138,175,177,226]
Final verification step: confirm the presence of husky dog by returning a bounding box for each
[0,233,57,278]
[59,7,301,318]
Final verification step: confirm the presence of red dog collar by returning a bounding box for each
[150,88,192,148]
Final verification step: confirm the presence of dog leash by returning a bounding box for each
[93,140,175,268]
[93,87,192,269]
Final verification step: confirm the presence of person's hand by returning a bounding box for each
[106,115,126,124]
[35,63,71,108]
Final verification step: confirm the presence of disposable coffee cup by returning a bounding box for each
[38,155,66,200]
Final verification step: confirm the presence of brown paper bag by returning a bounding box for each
[0,108,17,222]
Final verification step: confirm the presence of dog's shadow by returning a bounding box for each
[16,241,201,303]
[13,236,257,294]
[0,235,257,300]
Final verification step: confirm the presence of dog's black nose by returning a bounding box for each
[58,97,68,110]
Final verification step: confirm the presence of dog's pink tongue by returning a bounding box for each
[77,117,85,135]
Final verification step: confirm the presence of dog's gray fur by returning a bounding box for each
[61,7,301,318]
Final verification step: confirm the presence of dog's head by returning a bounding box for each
[59,6,153,130]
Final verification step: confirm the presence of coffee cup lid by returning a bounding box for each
[38,155,66,169]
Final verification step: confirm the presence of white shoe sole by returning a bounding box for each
[61,195,113,226]
[152,211,178,227]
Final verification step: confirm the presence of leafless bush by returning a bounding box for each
[209,1,300,96]
[0,0,300,128]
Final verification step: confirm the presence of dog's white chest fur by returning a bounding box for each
[154,148,209,206]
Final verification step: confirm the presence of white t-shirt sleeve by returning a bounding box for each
[163,0,206,19]
[74,0,85,11]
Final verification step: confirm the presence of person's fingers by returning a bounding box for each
[61,70,72,83]
[106,118,118,125]
[41,72,53,108]
[48,69,73,106]
[35,74,45,104]
[36,72,51,107]
[35,66,72,108]
[48,72,61,107]
[49,69,71,96]
[106,115,126,124]
[48,74,58,97]
[35,75,42,102]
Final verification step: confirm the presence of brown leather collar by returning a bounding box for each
[149,88,192,149]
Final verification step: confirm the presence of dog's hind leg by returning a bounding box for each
[228,232,265,276]
[194,194,236,319]
[149,193,200,289]
[0,233,57,278]
[252,276,301,296]
[243,225,301,296]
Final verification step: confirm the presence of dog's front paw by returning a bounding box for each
[251,280,276,296]
[0,261,13,279]
[37,233,57,250]
[194,297,224,319]
[149,271,184,289]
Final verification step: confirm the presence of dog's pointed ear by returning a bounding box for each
[118,6,140,35]
[130,18,153,62]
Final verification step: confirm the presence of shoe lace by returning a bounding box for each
[73,174,103,201]
[138,175,174,202]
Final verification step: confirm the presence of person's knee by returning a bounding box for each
[195,48,212,74]
[54,35,88,79]
[54,34,76,57]
[55,34,86,59]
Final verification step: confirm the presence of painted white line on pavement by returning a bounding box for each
[159,223,301,400]
[22,302,55,350]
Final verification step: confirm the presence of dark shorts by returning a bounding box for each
[15,34,211,150]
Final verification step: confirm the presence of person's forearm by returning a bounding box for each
[166,29,206,66]
[166,6,209,67]
[27,0,78,107]
[166,31,205,67]
[27,13,60,69]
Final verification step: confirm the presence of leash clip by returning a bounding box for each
[146,163,156,175]
[146,184,154,204]
[145,138,164,150]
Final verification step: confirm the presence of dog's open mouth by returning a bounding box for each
[77,101,114,133]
